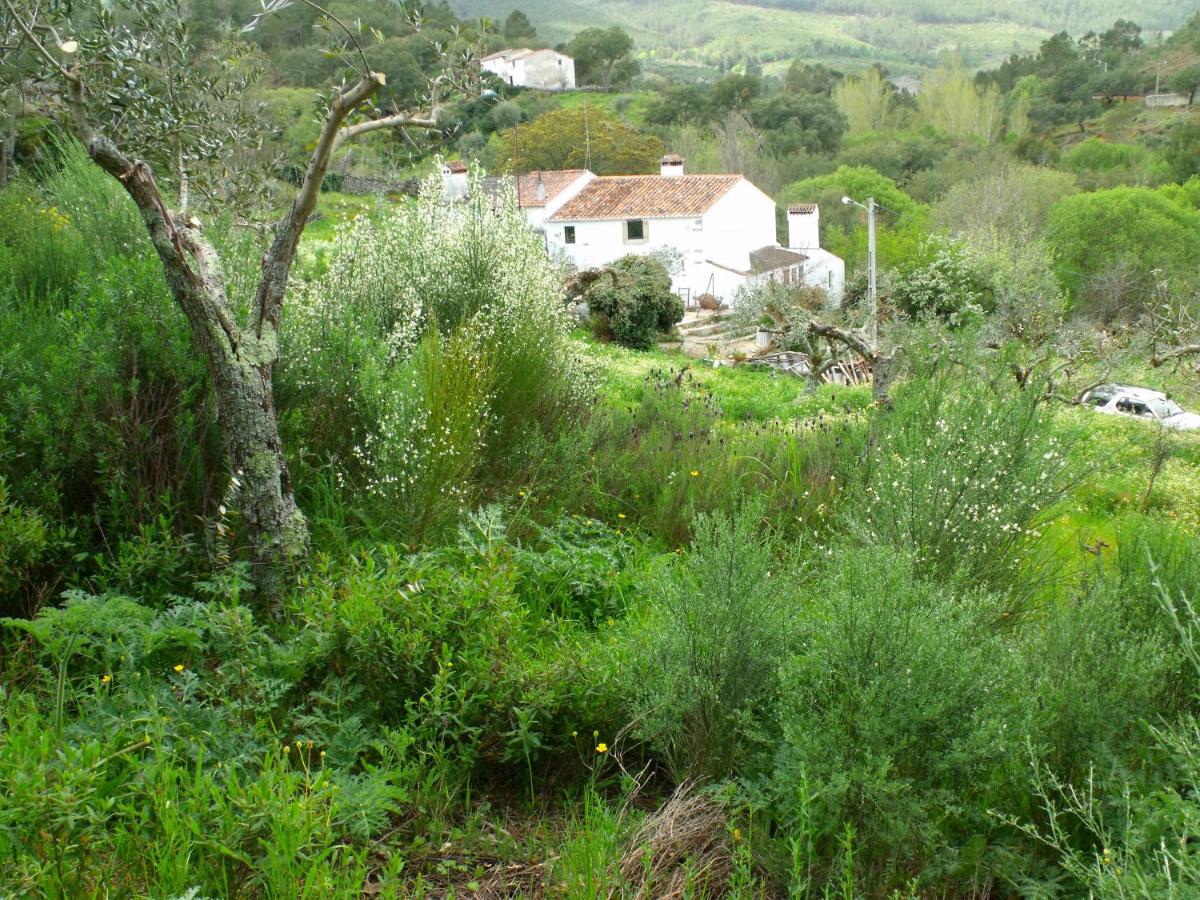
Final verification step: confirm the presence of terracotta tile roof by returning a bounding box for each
[445,160,468,173]
[661,153,684,164]
[480,170,589,209]
[788,203,817,215]
[548,175,741,222]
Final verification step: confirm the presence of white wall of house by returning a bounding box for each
[546,179,777,302]
[748,248,845,304]
[483,50,575,91]
[800,248,845,303]
[523,51,576,90]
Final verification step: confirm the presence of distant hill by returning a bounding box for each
[452,0,1200,76]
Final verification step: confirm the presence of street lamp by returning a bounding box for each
[842,194,877,352]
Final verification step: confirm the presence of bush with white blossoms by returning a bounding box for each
[856,360,1075,605]
[278,169,594,535]
[890,236,992,327]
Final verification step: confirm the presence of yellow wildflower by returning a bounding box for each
[618,513,627,519]
[690,470,699,477]
[101,674,112,683]
[596,743,608,754]
[173,664,185,673]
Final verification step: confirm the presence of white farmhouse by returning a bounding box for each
[481,48,576,91]
[463,156,844,305]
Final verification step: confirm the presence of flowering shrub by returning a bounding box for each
[855,362,1074,602]
[280,171,594,536]
[889,235,992,325]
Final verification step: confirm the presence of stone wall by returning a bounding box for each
[337,174,420,196]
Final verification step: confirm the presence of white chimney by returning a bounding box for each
[660,154,684,177]
[787,203,819,250]
[442,160,469,200]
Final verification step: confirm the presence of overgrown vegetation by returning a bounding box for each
[3,1,1200,897]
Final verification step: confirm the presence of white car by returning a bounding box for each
[1082,384,1200,431]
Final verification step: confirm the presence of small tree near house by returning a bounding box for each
[586,254,684,350]
[0,0,483,601]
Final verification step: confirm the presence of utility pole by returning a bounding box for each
[1156,59,1164,96]
[842,194,878,352]
[867,196,877,353]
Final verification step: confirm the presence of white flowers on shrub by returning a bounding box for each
[861,371,1072,593]
[284,169,593,522]
[890,236,991,326]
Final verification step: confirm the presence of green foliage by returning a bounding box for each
[835,129,951,185]
[291,509,622,779]
[567,26,638,89]
[503,9,538,43]
[0,144,221,601]
[766,545,1022,889]
[889,235,992,323]
[851,359,1074,599]
[586,254,684,350]
[1045,186,1200,312]
[1164,120,1200,184]
[622,504,797,780]
[1061,138,1170,188]
[495,105,666,175]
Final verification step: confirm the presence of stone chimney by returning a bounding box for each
[660,154,684,177]
[442,160,469,200]
[787,203,819,250]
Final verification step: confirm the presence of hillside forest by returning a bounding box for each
[3,0,1200,896]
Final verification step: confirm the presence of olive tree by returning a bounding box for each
[1,0,481,599]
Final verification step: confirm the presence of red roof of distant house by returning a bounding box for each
[548,174,741,221]
[445,160,468,173]
[788,203,817,214]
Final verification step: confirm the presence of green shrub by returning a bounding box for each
[1019,582,1174,785]
[765,545,1023,890]
[586,254,684,350]
[1012,570,1200,897]
[889,235,992,324]
[621,504,797,780]
[291,509,622,783]
[851,360,1074,604]
[514,513,652,626]
[0,168,220,598]
[1061,138,1169,188]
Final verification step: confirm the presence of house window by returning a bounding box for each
[624,219,647,243]
[564,225,576,245]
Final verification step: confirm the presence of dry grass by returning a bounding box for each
[617,781,734,899]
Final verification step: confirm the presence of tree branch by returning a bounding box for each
[1,0,71,81]
[251,71,385,342]
[338,109,440,143]
[807,320,876,362]
[1151,344,1200,368]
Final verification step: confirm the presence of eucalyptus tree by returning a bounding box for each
[0,0,483,600]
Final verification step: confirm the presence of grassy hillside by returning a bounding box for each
[453,0,1199,75]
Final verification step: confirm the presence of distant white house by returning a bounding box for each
[481,48,576,91]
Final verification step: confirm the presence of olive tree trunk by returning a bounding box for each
[59,71,426,599]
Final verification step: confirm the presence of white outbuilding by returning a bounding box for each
[481,48,576,91]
